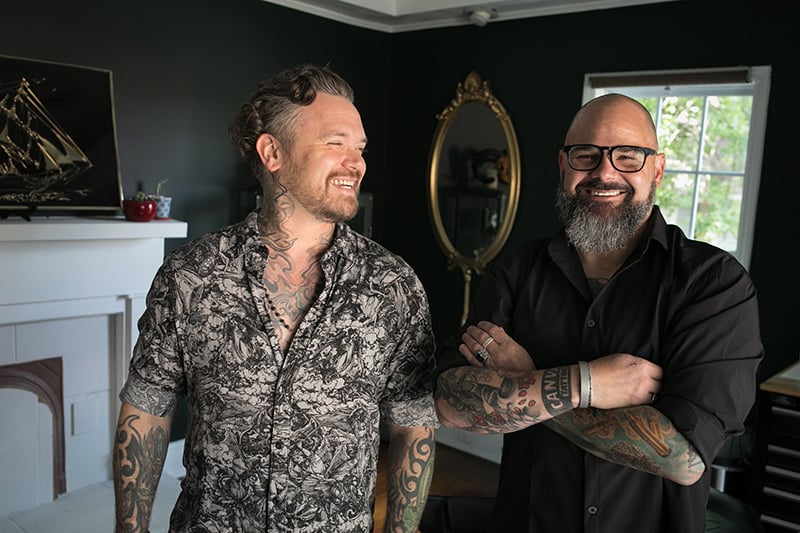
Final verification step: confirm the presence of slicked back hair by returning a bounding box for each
[229,64,355,181]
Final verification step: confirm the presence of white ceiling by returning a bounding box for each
[261,0,678,33]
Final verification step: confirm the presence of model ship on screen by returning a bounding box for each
[0,77,93,203]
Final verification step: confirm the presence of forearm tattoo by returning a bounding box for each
[114,414,169,532]
[541,366,572,416]
[548,406,705,483]
[385,429,435,533]
[437,366,573,432]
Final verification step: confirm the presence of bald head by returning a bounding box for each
[564,93,658,150]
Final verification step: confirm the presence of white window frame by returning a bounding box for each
[582,66,771,270]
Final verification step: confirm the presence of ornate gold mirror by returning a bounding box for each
[427,71,521,325]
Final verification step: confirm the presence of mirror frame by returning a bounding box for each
[427,71,521,324]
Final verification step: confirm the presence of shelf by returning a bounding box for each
[761,361,800,398]
[0,216,187,242]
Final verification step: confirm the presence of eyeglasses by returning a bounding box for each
[562,144,657,173]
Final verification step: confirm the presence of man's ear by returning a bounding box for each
[653,152,666,187]
[256,133,281,172]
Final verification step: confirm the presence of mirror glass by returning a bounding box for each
[427,71,521,324]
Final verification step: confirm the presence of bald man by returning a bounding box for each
[433,94,763,532]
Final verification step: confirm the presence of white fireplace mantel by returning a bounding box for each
[0,216,187,516]
[1,216,187,306]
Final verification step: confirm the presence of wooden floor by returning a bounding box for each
[372,441,500,532]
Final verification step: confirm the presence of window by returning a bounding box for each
[583,66,771,269]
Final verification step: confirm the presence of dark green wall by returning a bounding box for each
[2,0,796,385]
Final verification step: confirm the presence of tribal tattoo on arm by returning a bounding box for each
[435,366,575,433]
[384,427,435,533]
[114,411,171,532]
[545,405,705,485]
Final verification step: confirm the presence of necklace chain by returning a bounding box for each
[263,288,290,330]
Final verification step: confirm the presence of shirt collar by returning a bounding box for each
[243,210,361,268]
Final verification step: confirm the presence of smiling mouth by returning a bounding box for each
[331,178,357,189]
[590,189,625,197]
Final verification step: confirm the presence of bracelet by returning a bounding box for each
[578,360,592,408]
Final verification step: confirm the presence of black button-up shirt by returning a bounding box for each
[435,207,763,533]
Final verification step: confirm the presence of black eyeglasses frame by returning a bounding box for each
[561,144,658,173]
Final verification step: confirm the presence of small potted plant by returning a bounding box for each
[122,190,157,222]
[149,179,172,219]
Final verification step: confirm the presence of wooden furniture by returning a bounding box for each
[754,361,800,532]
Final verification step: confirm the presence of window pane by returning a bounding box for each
[702,96,752,173]
[660,97,703,172]
[656,171,695,234]
[694,173,743,253]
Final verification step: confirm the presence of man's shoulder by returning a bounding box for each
[665,224,745,269]
[336,223,418,274]
[660,224,754,294]
[163,218,253,273]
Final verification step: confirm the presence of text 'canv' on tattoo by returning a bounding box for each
[542,366,573,416]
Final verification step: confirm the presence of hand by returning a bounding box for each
[458,321,536,372]
[586,353,663,409]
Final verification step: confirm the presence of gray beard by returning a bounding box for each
[555,181,655,254]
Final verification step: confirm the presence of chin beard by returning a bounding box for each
[555,181,655,254]
[323,198,359,224]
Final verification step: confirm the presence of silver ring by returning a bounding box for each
[475,348,490,365]
[481,336,496,349]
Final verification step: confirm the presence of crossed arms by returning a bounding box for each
[434,322,705,486]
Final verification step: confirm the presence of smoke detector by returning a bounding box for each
[468,8,496,27]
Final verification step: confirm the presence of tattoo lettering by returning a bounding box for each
[542,366,572,416]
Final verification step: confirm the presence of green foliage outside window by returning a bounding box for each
[637,95,753,253]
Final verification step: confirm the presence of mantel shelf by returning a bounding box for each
[0,216,187,242]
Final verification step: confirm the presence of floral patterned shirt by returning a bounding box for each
[120,212,438,532]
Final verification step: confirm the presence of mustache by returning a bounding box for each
[328,168,363,181]
[576,178,633,194]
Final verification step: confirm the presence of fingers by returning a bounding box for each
[458,342,491,367]
[460,323,501,367]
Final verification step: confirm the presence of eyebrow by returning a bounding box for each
[321,130,368,145]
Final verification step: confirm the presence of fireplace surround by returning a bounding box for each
[0,216,186,516]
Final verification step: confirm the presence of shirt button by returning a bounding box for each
[587,319,596,328]
[587,505,598,515]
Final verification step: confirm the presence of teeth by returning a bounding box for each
[331,179,354,188]
[591,190,620,197]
